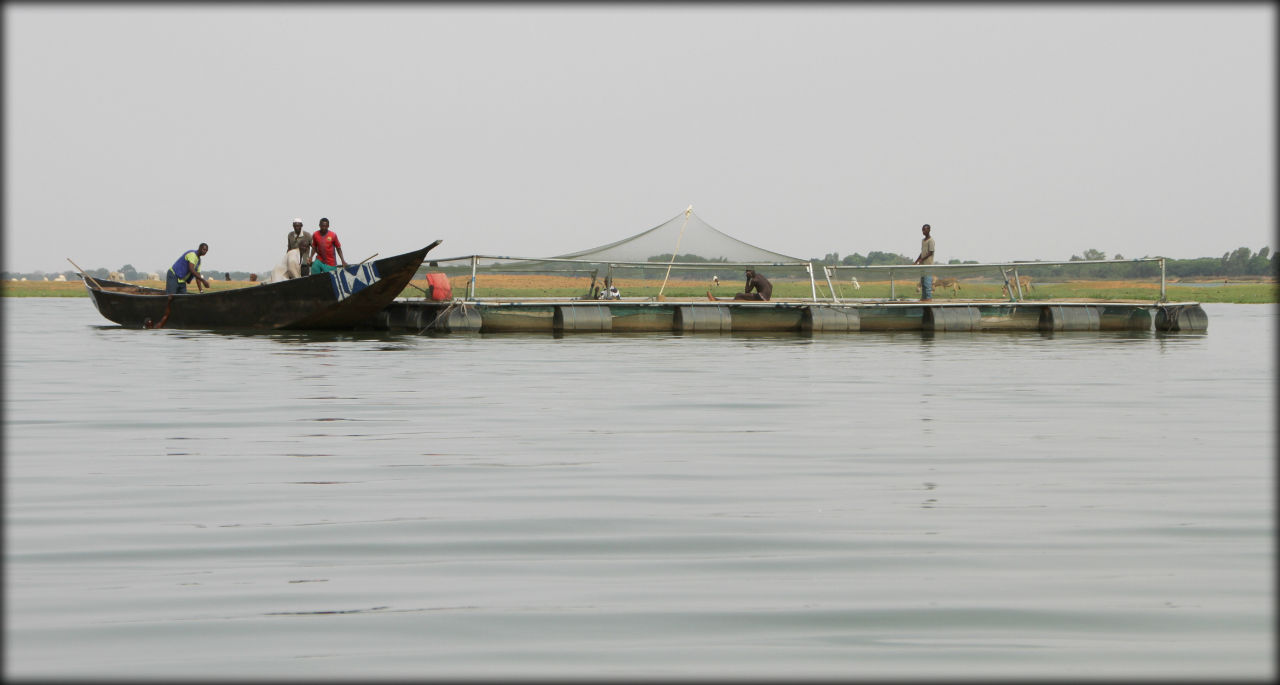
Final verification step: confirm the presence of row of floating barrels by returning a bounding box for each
[390,303,1208,333]
[381,303,742,333]
[822,304,1207,332]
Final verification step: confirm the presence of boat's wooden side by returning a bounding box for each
[283,251,428,329]
[85,243,438,330]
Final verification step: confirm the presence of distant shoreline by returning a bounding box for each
[4,276,1275,304]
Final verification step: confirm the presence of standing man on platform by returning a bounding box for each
[286,218,313,278]
[310,218,348,274]
[913,223,935,301]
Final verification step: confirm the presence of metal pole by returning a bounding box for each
[1013,267,1024,300]
[468,255,478,300]
[823,266,840,304]
[889,269,895,300]
[807,263,818,302]
[1000,267,1015,302]
[1160,258,1167,302]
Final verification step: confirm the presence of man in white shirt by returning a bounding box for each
[913,223,935,301]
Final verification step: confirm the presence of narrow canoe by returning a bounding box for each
[83,241,441,330]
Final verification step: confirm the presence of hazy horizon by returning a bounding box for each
[5,4,1274,275]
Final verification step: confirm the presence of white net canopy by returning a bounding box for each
[550,208,805,265]
[425,207,810,287]
[422,208,814,299]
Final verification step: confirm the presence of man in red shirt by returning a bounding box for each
[310,217,349,273]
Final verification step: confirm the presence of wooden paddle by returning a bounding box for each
[66,258,102,290]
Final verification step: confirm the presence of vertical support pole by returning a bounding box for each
[1000,267,1015,302]
[1013,267,1024,300]
[824,266,840,304]
[889,269,895,300]
[468,255,478,300]
[1160,258,1167,303]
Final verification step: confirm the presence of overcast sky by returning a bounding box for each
[4,3,1274,274]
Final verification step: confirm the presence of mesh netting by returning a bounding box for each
[419,209,814,300]
[551,208,804,264]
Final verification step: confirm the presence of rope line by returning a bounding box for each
[657,205,692,299]
[417,300,475,335]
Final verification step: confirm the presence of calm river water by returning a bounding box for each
[4,299,1274,679]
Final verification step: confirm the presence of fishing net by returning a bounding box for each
[426,208,807,274]
[420,208,815,299]
[551,208,804,264]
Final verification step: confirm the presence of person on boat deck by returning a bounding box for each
[733,269,773,301]
[913,223,935,301]
[166,243,210,294]
[286,217,313,278]
[310,218,348,274]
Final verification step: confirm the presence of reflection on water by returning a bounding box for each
[4,300,1274,680]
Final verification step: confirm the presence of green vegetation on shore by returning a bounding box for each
[1,280,256,298]
[5,278,1276,304]
[9,246,1276,286]
[812,246,1279,281]
[456,281,1278,304]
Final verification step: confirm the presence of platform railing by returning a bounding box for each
[430,255,1170,304]
[828,258,1168,303]
[429,254,818,302]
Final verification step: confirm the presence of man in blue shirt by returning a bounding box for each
[167,243,211,294]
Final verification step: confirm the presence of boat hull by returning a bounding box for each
[85,243,438,330]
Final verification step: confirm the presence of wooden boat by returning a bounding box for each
[82,241,442,330]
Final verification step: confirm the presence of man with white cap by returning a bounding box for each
[286,218,313,278]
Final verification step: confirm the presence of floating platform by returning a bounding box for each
[375,299,1209,334]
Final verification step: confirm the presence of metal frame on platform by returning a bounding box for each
[429,255,1171,305]
[828,257,1168,303]
[433,254,819,302]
